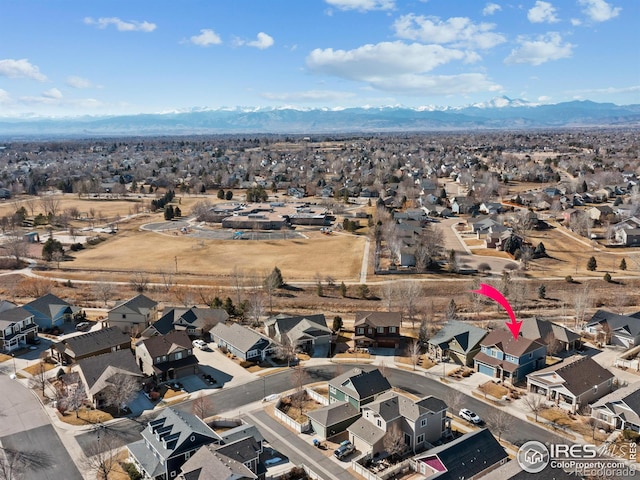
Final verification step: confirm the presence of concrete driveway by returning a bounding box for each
[193,344,256,387]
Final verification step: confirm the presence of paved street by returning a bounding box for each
[0,375,83,480]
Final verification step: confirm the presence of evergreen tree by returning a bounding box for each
[174,206,182,217]
[339,281,347,298]
[537,284,546,299]
[418,318,430,345]
[225,190,233,200]
[164,205,175,221]
[620,258,627,271]
[358,284,370,299]
[332,316,343,332]
[217,189,225,199]
[587,256,597,271]
[42,238,64,262]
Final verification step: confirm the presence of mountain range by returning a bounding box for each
[1,98,639,138]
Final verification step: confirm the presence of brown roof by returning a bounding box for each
[354,311,401,328]
[139,330,192,357]
[528,355,614,396]
[480,329,545,357]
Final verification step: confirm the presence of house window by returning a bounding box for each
[421,419,427,427]
[170,472,176,478]
[368,328,373,334]
[377,327,384,333]
[529,353,533,359]
[155,357,161,363]
[377,419,382,427]
[122,314,126,319]
[185,452,190,460]
[329,386,336,394]
[417,434,424,444]
[190,435,196,442]
[175,351,183,360]
[357,328,364,334]
[162,355,167,362]
[389,327,396,333]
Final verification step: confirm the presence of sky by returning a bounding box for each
[1,0,638,117]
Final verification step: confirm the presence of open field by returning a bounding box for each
[526,223,640,279]
[65,228,366,282]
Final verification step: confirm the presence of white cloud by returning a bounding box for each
[307,41,466,79]
[66,76,94,89]
[537,95,552,102]
[324,0,395,11]
[527,1,559,23]
[261,90,356,102]
[190,29,222,46]
[0,89,11,104]
[504,32,574,66]
[247,32,274,50]
[84,17,156,32]
[393,14,506,49]
[482,3,502,16]
[42,88,63,99]
[306,41,500,95]
[0,59,47,81]
[578,0,621,22]
[570,18,582,26]
[570,85,640,96]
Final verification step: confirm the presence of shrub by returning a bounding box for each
[122,462,143,480]
[218,345,228,354]
[69,243,84,251]
[565,275,574,283]
[603,273,612,283]
[622,429,640,443]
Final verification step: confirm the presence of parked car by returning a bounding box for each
[334,440,355,459]
[192,339,209,350]
[459,408,482,424]
[75,322,90,331]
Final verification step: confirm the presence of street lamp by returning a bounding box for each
[12,353,16,376]
[262,376,266,400]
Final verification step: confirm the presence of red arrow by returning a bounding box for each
[472,283,522,340]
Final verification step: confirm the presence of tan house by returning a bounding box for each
[354,311,402,349]
[107,294,158,334]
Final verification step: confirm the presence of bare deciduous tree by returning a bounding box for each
[380,283,396,311]
[485,409,515,441]
[523,393,545,422]
[102,374,140,415]
[93,281,115,307]
[191,392,214,420]
[406,339,421,371]
[275,337,297,367]
[62,383,86,418]
[3,234,28,268]
[129,272,149,293]
[290,366,309,417]
[544,331,563,356]
[383,424,405,459]
[399,281,422,327]
[82,431,121,480]
[39,195,61,219]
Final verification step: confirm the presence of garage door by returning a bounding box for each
[478,363,495,377]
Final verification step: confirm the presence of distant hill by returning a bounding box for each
[1,99,639,138]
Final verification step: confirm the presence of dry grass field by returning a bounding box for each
[66,227,366,282]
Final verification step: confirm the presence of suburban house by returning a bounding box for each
[348,391,449,456]
[591,382,640,432]
[127,408,222,480]
[328,368,392,410]
[619,228,640,247]
[209,323,274,362]
[427,320,488,366]
[354,311,402,349]
[585,310,640,348]
[0,305,38,352]
[107,294,158,334]
[177,444,257,480]
[411,429,508,480]
[520,317,580,353]
[474,330,547,384]
[141,307,228,339]
[135,331,199,382]
[306,401,361,440]
[23,293,80,331]
[263,313,332,354]
[76,349,143,409]
[51,326,131,364]
[526,355,614,413]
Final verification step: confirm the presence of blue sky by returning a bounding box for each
[1,0,638,117]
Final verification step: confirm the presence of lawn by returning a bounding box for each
[278,393,324,423]
[57,408,113,426]
[478,381,509,400]
[538,407,609,442]
[23,361,55,375]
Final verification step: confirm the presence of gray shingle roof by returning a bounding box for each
[0,306,33,329]
[180,444,256,480]
[480,329,545,357]
[210,323,272,354]
[366,391,447,422]
[220,424,264,445]
[428,320,488,354]
[348,416,386,445]
[24,293,78,319]
[77,349,142,397]
[328,368,392,400]
[215,436,260,465]
[110,294,157,315]
[305,401,360,426]
[56,326,130,358]
[138,330,192,358]
[587,310,640,337]
[520,317,580,344]
[414,428,507,480]
[141,408,221,462]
